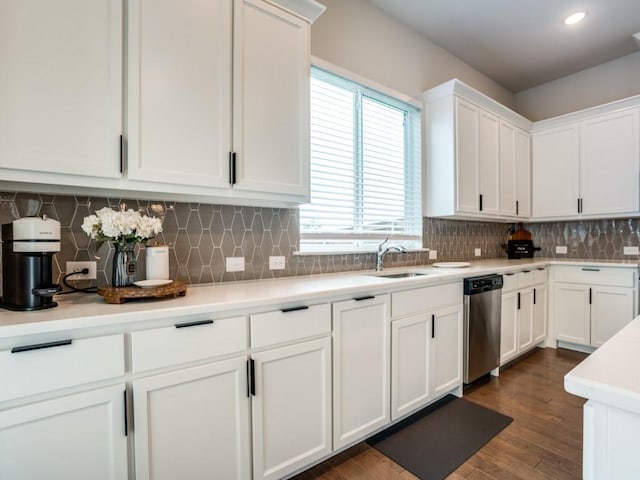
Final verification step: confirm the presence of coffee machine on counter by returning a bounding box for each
[502,222,541,259]
[0,216,62,311]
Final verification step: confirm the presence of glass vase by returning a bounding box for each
[112,243,137,287]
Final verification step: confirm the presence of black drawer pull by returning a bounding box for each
[537,267,545,271]
[175,319,215,329]
[281,306,309,313]
[11,339,72,354]
[581,268,600,272]
[354,295,375,302]
[504,273,515,276]
[522,270,531,273]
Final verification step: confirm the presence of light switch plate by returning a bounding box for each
[225,257,245,272]
[269,256,285,270]
[428,250,437,260]
[623,246,639,255]
[474,248,481,257]
[556,246,568,254]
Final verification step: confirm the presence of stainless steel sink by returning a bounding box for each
[374,272,429,278]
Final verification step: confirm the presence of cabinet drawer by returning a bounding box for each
[534,267,547,284]
[518,270,535,289]
[553,266,636,287]
[0,334,124,402]
[391,282,462,318]
[502,273,518,293]
[131,316,248,373]
[251,303,331,349]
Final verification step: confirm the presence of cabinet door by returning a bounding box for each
[391,313,430,420]
[500,290,518,364]
[554,283,591,346]
[333,295,391,449]
[0,0,122,179]
[431,305,463,398]
[455,98,480,214]
[515,128,532,217]
[133,358,251,480]
[232,0,310,199]
[127,0,232,188]
[532,125,580,218]
[517,289,535,352]
[590,286,634,347]
[532,284,547,345]
[0,384,127,480]
[478,110,500,215]
[499,121,517,217]
[580,108,640,216]
[251,337,331,480]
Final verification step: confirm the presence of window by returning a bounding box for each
[299,67,422,252]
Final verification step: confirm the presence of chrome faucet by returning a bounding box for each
[376,237,408,271]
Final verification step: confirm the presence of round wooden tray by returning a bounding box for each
[97,280,187,304]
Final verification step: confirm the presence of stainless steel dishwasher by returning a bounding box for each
[463,274,503,384]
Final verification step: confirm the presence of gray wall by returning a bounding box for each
[311,0,516,108]
[515,51,640,121]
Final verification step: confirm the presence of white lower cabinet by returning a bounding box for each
[0,384,128,480]
[132,358,251,480]
[332,294,391,449]
[391,283,463,421]
[500,269,547,365]
[251,337,331,480]
[554,266,637,348]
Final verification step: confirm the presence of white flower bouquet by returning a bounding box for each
[82,205,163,250]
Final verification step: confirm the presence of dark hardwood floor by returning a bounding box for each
[291,347,588,480]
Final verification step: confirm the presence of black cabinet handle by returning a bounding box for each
[229,152,237,185]
[431,314,435,339]
[354,295,375,302]
[533,288,536,305]
[123,390,128,437]
[281,306,309,313]
[246,360,251,398]
[479,194,483,211]
[11,339,72,353]
[249,358,256,396]
[175,319,215,329]
[517,292,521,310]
[536,267,545,271]
[505,272,515,276]
[589,287,592,305]
[582,268,600,272]
[119,134,124,174]
[516,200,519,216]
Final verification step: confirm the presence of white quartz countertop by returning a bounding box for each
[565,315,640,415]
[0,257,637,341]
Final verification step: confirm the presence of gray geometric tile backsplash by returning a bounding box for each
[1,191,639,291]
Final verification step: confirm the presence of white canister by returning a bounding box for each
[146,246,169,280]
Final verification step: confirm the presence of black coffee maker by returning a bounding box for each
[1,216,62,311]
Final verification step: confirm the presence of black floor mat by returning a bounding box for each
[367,395,513,480]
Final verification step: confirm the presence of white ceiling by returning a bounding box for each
[367,0,640,92]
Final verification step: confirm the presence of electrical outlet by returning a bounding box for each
[225,257,245,272]
[428,250,437,260]
[269,256,285,270]
[474,248,481,257]
[556,246,568,254]
[623,246,639,255]
[66,261,97,280]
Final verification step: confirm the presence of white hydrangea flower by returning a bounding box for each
[82,204,163,248]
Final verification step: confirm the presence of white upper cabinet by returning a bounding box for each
[127,0,232,189]
[0,0,123,179]
[532,124,580,218]
[232,0,311,201]
[533,106,640,220]
[500,122,531,218]
[423,79,532,220]
[579,108,640,216]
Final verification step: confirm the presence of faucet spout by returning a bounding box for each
[375,237,408,271]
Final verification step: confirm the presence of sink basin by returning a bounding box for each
[377,272,429,278]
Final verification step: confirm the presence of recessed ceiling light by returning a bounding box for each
[564,11,586,25]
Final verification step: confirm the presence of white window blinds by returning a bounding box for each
[300,67,422,252]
